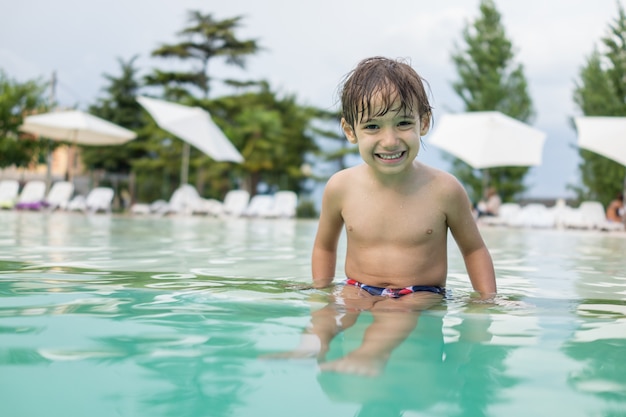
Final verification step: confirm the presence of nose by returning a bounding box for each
[379,127,400,148]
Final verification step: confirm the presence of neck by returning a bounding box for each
[367,160,422,190]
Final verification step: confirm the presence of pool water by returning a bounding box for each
[0,211,625,417]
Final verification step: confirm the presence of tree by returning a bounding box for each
[142,11,264,194]
[146,11,261,99]
[202,81,320,198]
[0,70,50,169]
[450,0,534,202]
[80,56,178,205]
[82,56,146,174]
[572,4,626,207]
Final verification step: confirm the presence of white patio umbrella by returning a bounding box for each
[20,110,137,181]
[428,111,547,169]
[21,110,137,146]
[574,116,626,166]
[574,116,626,224]
[427,111,547,195]
[136,96,244,185]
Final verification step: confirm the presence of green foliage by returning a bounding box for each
[147,11,261,98]
[0,70,50,168]
[206,82,319,197]
[81,56,147,174]
[311,109,359,172]
[449,0,535,202]
[296,199,318,218]
[1,10,333,207]
[573,4,626,207]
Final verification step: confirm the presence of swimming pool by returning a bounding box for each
[1,210,624,417]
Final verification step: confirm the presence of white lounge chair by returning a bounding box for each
[195,198,224,216]
[67,187,114,213]
[0,179,20,209]
[14,180,47,210]
[508,203,555,228]
[44,181,74,211]
[163,184,204,215]
[480,202,521,227]
[133,184,221,216]
[260,190,298,218]
[243,194,275,217]
[550,199,573,229]
[563,201,624,231]
[131,199,167,215]
[220,190,250,218]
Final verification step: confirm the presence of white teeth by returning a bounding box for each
[378,152,403,160]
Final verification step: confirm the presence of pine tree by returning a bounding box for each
[450,0,534,202]
[572,5,626,206]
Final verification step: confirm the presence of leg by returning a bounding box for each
[319,291,442,376]
[262,285,365,360]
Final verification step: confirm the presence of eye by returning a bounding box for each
[397,120,415,128]
[363,123,379,130]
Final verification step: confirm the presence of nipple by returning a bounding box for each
[426,229,433,234]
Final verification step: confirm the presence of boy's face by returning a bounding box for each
[342,93,430,175]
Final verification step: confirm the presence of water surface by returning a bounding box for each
[0,211,625,417]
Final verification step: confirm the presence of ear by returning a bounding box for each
[341,118,358,144]
[420,113,431,136]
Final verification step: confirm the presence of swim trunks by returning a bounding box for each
[345,278,445,298]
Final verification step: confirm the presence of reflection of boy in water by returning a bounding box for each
[291,285,443,376]
[312,300,505,417]
[317,305,449,415]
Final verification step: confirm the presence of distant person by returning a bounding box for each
[265,57,496,375]
[475,187,501,218]
[606,192,624,223]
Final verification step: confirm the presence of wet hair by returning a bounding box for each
[339,56,433,128]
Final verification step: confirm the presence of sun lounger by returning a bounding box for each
[0,179,20,209]
[480,202,521,227]
[44,181,74,210]
[562,201,624,231]
[220,190,250,218]
[67,187,114,213]
[133,185,221,216]
[14,180,47,210]
[131,199,167,215]
[243,195,275,217]
[259,190,298,218]
[508,203,556,228]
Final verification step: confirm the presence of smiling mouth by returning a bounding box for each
[376,151,406,160]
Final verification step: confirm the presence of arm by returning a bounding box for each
[312,175,345,289]
[446,180,497,298]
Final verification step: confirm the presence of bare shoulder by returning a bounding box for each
[324,165,363,194]
[422,165,467,197]
[419,165,473,222]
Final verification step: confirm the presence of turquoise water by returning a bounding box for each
[0,210,625,417]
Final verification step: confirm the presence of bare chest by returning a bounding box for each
[342,193,447,245]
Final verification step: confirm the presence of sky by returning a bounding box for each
[2,0,625,199]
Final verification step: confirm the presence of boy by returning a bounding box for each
[269,57,496,376]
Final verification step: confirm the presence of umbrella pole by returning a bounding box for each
[623,174,626,227]
[180,142,190,185]
[45,141,52,192]
[482,169,490,200]
[66,145,73,182]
